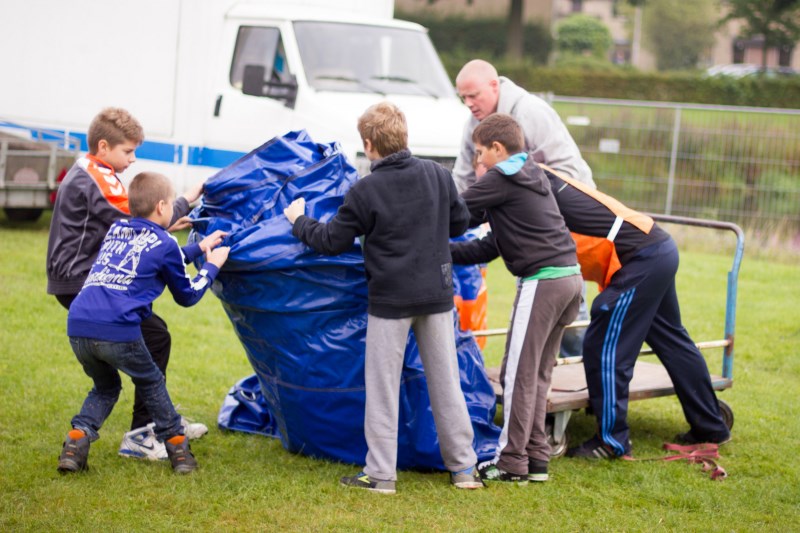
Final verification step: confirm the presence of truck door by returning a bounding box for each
[204,23,298,163]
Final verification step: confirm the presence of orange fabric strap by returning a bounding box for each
[84,155,130,214]
[538,163,654,234]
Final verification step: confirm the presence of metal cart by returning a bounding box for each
[0,120,79,222]
[479,215,744,456]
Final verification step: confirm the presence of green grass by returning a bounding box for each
[2,214,799,531]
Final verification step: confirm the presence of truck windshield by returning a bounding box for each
[293,21,455,98]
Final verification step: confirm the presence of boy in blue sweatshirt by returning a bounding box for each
[58,171,229,475]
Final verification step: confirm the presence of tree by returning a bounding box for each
[425,0,527,60]
[643,0,716,70]
[556,14,613,59]
[506,0,524,60]
[721,0,800,68]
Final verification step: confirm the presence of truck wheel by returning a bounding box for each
[4,208,43,222]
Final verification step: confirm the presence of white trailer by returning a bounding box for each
[0,0,467,209]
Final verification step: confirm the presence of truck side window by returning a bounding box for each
[230,26,289,91]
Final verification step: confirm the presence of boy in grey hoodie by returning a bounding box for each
[450,113,583,484]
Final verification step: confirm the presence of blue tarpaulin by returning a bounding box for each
[190,131,500,470]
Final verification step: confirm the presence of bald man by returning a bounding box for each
[453,60,594,359]
[452,60,594,194]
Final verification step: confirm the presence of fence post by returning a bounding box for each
[665,106,682,215]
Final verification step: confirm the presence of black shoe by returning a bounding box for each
[478,463,528,485]
[340,471,396,494]
[58,429,90,473]
[674,431,731,446]
[528,459,549,482]
[566,436,630,459]
[165,435,198,474]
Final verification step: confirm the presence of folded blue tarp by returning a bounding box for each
[191,130,500,469]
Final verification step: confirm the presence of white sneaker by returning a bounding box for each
[118,426,168,461]
[180,417,208,440]
[145,417,208,439]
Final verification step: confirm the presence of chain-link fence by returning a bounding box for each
[550,96,800,233]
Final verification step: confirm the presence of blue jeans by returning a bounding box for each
[68,337,182,442]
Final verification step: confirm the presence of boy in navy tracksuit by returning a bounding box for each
[450,114,583,483]
[536,167,732,458]
[284,102,483,494]
[58,171,229,475]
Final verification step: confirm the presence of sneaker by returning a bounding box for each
[57,429,90,473]
[674,431,731,446]
[339,472,396,494]
[528,459,549,482]
[118,426,167,461]
[180,417,209,440]
[478,463,528,485]
[450,466,486,489]
[566,436,630,459]
[145,417,207,440]
[165,435,198,474]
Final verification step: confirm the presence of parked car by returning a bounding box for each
[706,63,797,78]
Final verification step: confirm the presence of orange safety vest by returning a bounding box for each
[538,164,653,291]
[453,266,488,348]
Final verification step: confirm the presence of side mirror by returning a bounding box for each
[265,74,298,110]
[242,65,298,109]
[242,65,267,96]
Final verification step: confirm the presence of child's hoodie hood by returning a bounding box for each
[495,152,550,196]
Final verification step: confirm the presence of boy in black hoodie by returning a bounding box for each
[450,113,583,484]
[283,102,483,494]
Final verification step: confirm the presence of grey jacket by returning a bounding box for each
[452,76,594,193]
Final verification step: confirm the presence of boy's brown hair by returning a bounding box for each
[357,101,408,156]
[87,107,144,154]
[472,113,524,154]
[128,172,174,218]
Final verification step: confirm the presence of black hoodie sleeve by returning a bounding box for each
[447,171,471,237]
[291,190,366,255]
[450,231,500,265]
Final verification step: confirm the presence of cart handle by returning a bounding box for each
[649,214,744,380]
[471,215,744,379]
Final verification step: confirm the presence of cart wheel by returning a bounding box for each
[546,423,569,458]
[718,399,734,430]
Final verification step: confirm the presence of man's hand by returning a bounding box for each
[283,198,306,224]
[182,181,205,204]
[168,216,193,233]
[198,230,227,254]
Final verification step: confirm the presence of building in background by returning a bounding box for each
[396,0,798,72]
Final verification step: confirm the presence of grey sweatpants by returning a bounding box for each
[496,275,583,474]
[363,311,477,481]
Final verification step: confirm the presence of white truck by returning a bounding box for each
[0,0,468,218]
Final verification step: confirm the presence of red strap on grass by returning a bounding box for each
[621,442,728,480]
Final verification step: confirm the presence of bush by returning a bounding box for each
[437,57,800,108]
[556,14,613,59]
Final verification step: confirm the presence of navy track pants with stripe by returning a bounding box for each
[582,237,729,456]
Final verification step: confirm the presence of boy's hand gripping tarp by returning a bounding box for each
[190,130,500,469]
